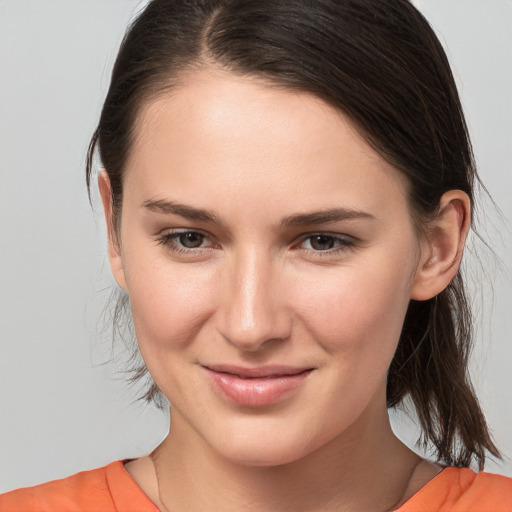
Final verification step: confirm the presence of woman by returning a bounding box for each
[2,0,511,510]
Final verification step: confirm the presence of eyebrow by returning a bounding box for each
[279,208,375,227]
[142,199,375,228]
[142,199,224,224]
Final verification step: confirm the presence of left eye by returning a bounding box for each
[300,234,351,251]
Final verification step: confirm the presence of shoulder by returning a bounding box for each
[399,467,512,512]
[0,461,158,512]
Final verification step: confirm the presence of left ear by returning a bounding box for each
[410,190,471,301]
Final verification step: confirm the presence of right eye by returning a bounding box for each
[176,231,207,249]
[156,230,215,253]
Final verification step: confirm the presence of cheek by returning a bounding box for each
[290,257,414,358]
[124,255,216,355]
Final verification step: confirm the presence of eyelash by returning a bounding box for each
[155,230,356,257]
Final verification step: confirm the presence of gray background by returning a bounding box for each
[0,0,511,493]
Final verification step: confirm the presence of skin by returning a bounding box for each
[100,68,471,511]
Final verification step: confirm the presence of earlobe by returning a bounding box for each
[98,171,127,290]
[410,190,471,301]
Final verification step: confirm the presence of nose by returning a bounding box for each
[216,249,292,352]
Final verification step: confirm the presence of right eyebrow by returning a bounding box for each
[141,199,225,225]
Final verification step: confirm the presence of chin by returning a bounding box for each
[218,441,309,467]
[203,417,329,468]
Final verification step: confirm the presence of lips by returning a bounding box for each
[203,365,313,407]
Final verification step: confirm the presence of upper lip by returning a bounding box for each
[203,364,313,379]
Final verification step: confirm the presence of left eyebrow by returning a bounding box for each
[279,208,375,228]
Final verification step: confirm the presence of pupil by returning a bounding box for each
[311,235,334,251]
[179,232,203,248]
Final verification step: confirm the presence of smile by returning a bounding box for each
[202,365,314,408]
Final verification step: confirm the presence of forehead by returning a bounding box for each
[124,68,410,220]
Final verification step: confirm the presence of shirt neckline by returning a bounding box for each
[113,459,455,511]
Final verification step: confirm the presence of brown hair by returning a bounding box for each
[86,0,500,469]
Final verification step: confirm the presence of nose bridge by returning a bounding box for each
[217,246,289,350]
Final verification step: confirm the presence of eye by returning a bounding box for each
[298,234,354,253]
[156,230,215,253]
[177,231,207,249]
[306,235,338,251]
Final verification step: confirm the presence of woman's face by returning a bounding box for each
[107,69,427,466]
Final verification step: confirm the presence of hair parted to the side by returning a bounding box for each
[86,0,500,469]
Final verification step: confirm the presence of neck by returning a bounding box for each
[149,406,424,512]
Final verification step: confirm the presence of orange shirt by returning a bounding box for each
[0,461,157,512]
[1,461,511,511]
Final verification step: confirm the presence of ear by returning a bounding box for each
[98,171,127,290]
[410,190,471,301]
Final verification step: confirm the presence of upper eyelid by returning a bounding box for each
[299,231,353,238]
[158,227,214,240]
[156,229,211,242]
[295,232,356,243]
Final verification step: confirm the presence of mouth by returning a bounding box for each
[202,365,314,408]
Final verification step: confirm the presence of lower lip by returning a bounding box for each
[204,368,312,408]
